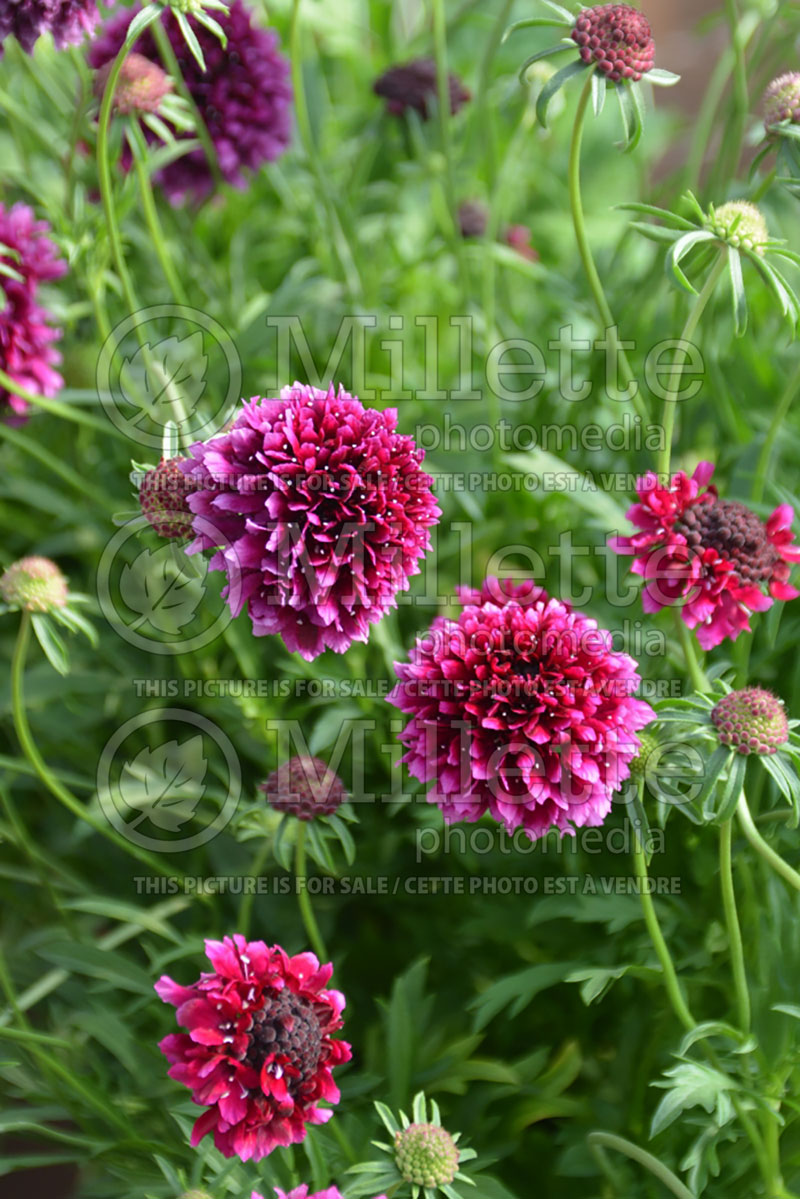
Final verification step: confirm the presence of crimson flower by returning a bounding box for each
[253,1189,386,1199]
[609,461,800,649]
[0,202,66,420]
[155,936,351,1161]
[181,382,440,661]
[388,578,654,842]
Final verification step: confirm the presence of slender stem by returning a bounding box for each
[754,357,800,504]
[656,251,728,479]
[0,420,112,509]
[587,1131,696,1199]
[128,120,189,306]
[150,17,224,190]
[720,0,749,183]
[568,72,645,422]
[719,819,751,1032]
[294,823,327,963]
[11,613,174,878]
[0,367,125,438]
[737,790,800,892]
[673,612,710,693]
[632,834,695,1032]
[751,166,776,205]
[239,839,272,939]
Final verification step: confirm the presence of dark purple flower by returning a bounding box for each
[88,0,292,203]
[181,382,441,661]
[0,0,98,54]
[0,202,66,420]
[374,57,470,119]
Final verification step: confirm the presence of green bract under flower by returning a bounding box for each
[624,190,800,335]
[505,0,679,150]
[629,728,662,777]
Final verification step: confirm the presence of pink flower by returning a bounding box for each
[181,383,440,661]
[155,936,351,1161]
[253,1189,387,1199]
[388,578,654,842]
[609,462,800,649]
[0,202,66,419]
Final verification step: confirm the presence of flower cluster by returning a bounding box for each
[88,0,292,203]
[610,461,800,649]
[0,202,66,420]
[389,578,654,842]
[155,936,351,1160]
[0,0,98,55]
[180,382,440,661]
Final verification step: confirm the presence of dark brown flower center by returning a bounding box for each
[674,499,778,585]
[245,988,323,1090]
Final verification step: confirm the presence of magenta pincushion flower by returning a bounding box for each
[0,202,66,420]
[88,0,292,203]
[0,0,98,54]
[609,462,800,650]
[261,756,347,820]
[254,1189,387,1199]
[388,578,654,842]
[181,382,440,661]
[571,4,655,82]
[139,456,198,540]
[155,936,351,1161]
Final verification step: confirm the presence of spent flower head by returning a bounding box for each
[624,190,800,334]
[507,1,679,148]
[350,1092,477,1199]
[260,757,347,821]
[651,681,800,825]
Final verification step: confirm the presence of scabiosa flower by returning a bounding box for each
[0,556,67,612]
[395,1123,459,1188]
[571,4,654,82]
[504,223,539,261]
[155,936,351,1161]
[93,52,172,115]
[705,200,768,256]
[509,1,678,141]
[0,202,66,420]
[373,58,470,119]
[139,456,198,539]
[254,1189,386,1199]
[609,461,800,650]
[180,382,440,661]
[88,0,292,203]
[764,72,800,133]
[711,688,789,756]
[362,1092,476,1199]
[457,201,487,239]
[260,757,347,820]
[0,0,98,54]
[388,578,654,842]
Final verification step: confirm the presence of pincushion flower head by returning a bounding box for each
[0,555,96,674]
[649,681,800,825]
[373,58,470,120]
[355,1092,477,1199]
[88,0,292,203]
[609,461,800,650]
[155,936,351,1160]
[508,2,679,146]
[0,202,66,421]
[388,578,654,842]
[754,73,800,195]
[180,382,440,661]
[93,52,173,116]
[0,0,98,54]
[138,456,198,540]
[261,757,347,821]
[254,1189,386,1199]
[625,190,800,334]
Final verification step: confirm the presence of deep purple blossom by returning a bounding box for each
[0,0,98,55]
[88,0,292,202]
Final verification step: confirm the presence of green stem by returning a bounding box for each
[239,839,272,940]
[0,420,112,509]
[632,834,695,1032]
[0,367,125,439]
[11,613,174,878]
[568,72,645,422]
[673,612,710,693]
[150,17,224,191]
[751,166,776,205]
[587,1131,696,1199]
[737,789,800,892]
[753,357,800,505]
[294,823,327,963]
[719,819,751,1032]
[128,120,189,306]
[656,251,728,479]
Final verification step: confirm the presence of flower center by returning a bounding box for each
[245,989,323,1089]
[674,498,778,585]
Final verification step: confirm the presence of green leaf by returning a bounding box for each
[469,962,576,1030]
[503,16,570,41]
[30,613,69,676]
[591,71,606,116]
[650,1061,736,1137]
[615,81,642,153]
[712,753,746,824]
[35,941,154,995]
[174,10,206,70]
[518,42,574,84]
[666,230,716,292]
[647,68,681,86]
[728,246,748,336]
[536,60,587,128]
